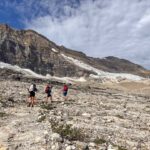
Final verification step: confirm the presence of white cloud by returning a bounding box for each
[24,0,150,69]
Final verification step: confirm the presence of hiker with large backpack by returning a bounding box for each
[62,83,69,100]
[45,83,53,103]
[27,83,37,107]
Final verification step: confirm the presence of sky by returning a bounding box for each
[0,0,150,69]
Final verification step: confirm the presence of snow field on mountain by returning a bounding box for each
[0,62,86,83]
[61,54,143,81]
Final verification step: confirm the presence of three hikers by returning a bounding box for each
[27,82,69,106]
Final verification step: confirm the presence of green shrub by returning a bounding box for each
[51,121,86,141]
[118,146,127,150]
[40,104,55,110]
[93,138,106,144]
[0,112,7,117]
[116,115,124,119]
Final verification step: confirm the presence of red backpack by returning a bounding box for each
[45,85,53,93]
[45,85,50,93]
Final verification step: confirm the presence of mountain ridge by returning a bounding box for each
[0,23,149,78]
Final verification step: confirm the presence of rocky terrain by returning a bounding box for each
[0,24,150,78]
[0,78,150,150]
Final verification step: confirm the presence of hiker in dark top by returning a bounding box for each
[45,83,53,103]
[27,83,37,107]
[62,83,68,100]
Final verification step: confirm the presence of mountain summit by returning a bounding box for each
[0,24,149,78]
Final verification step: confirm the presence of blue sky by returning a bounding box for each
[1,0,150,69]
[0,0,81,28]
[0,1,23,28]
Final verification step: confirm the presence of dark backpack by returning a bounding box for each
[33,84,37,92]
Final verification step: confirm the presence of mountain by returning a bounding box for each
[0,24,149,78]
[90,56,150,77]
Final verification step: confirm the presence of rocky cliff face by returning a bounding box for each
[0,24,149,77]
[0,24,93,77]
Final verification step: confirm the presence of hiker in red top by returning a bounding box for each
[45,83,53,103]
[62,83,68,100]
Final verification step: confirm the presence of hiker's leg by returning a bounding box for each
[63,91,66,101]
[28,92,32,107]
[33,97,35,105]
[64,91,68,101]
[32,92,36,106]
[31,97,35,107]
[30,97,33,107]
[45,96,48,103]
[50,95,52,103]
[49,92,52,103]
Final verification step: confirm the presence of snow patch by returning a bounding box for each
[51,48,58,53]
[52,76,86,83]
[0,61,86,83]
[61,53,143,81]
[0,62,46,78]
[61,53,104,75]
